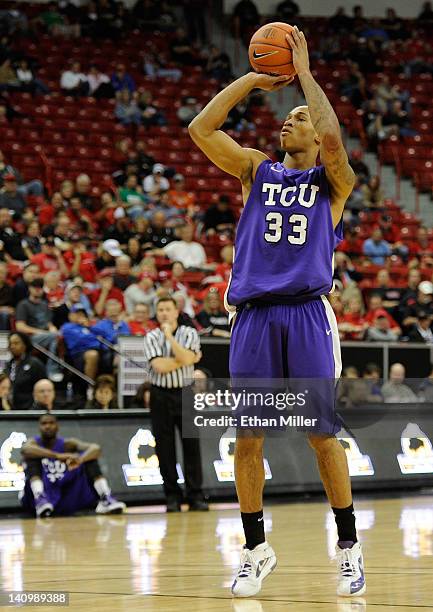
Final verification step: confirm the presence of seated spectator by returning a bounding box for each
[177,96,202,127]
[74,173,94,210]
[170,27,199,65]
[0,261,13,330]
[87,65,113,99]
[338,297,368,341]
[382,100,416,138]
[91,299,130,346]
[407,226,432,261]
[63,236,97,283]
[124,272,157,316]
[20,413,125,517]
[345,175,365,216]
[0,208,26,260]
[111,64,135,93]
[215,244,234,283]
[12,263,40,305]
[398,280,433,334]
[407,310,433,344]
[232,0,260,46]
[103,214,132,246]
[337,366,382,406]
[397,269,422,319]
[5,331,46,409]
[173,291,198,329]
[91,271,125,317]
[115,89,141,126]
[196,289,230,338]
[365,311,400,342]
[168,174,196,213]
[382,8,408,40]
[143,164,169,197]
[61,307,104,381]
[144,211,175,249]
[376,215,408,262]
[418,1,433,21]
[337,227,363,258]
[15,278,64,382]
[137,89,166,128]
[361,175,384,209]
[95,240,122,272]
[43,270,65,309]
[53,282,93,329]
[418,362,433,402]
[21,220,41,259]
[333,252,362,289]
[85,375,118,410]
[30,236,69,277]
[60,61,89,96]
[362,362,383,400]
[0,173,28,217]
[143,46,182,82]
[16,59,50,96]
[349,150,369,183]
[0,150,44,198]
[128,302,157,335]
[341,61,368,109]
[364,293,400,334]
[0,58,20,92]
[119,174,149,219]
[157,224,209,271]
[0,372,12,411]
[363,228,391,265]
[373,269,402,309]
[203,195,236,236]
[205,45,232,81]
[31,379,65,411]
[113,255,137,291]
[126,237,143,267]
[381,363,417,403]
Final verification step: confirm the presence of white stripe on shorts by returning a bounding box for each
[321,295,342,381]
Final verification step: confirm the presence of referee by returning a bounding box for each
[143,296,208,512]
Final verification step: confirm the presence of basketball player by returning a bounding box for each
[189,27,365,598]
[20,413,126,517]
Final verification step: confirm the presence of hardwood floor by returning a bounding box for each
[0,495,432,611]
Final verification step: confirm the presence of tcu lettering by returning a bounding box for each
[262,182,319,208]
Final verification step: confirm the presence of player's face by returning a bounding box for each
[39,416,58,439]
[280,106,318,152]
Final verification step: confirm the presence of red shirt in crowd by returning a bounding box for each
[63,250,97,283]
[30,253,62,275]
[90,287,125,309]
[128,320,158,335]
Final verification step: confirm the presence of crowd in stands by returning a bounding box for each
[1,1,433,410]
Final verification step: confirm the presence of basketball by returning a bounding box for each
[248,22,296,77]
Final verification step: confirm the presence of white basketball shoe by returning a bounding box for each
[231,542,277,597]
[335,542,366,597]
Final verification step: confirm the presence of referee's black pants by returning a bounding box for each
[150,385,204,502]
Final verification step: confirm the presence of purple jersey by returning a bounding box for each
[227,160,343,306]
[21,436,97,515]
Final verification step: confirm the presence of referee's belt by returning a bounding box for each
[236,295,322,311]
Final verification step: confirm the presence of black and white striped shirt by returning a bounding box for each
[143,326,200,388]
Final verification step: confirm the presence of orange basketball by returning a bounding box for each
[249,22,296,77]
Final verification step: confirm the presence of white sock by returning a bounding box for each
[94,477,111,498]
[30,479,44,499]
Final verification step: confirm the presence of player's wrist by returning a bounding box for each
[297,69,312,78]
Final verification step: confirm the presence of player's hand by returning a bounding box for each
[286,26,310,77]
[193,350,202,364]
[55,452,77,462]
[66,455,82,470]
[251,72,294,91]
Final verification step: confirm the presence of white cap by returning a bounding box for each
[418,280,433,295]
[102,239,123,257]
[153,163,165,174]
[113,207,126,219]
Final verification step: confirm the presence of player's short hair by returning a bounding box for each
[39,413,57,422]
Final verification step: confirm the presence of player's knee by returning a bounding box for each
[307,433,336,453]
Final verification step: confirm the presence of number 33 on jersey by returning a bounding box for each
[226,160,344,306]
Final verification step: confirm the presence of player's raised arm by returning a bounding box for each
[188,73,293,184]
[286,27,355,224]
